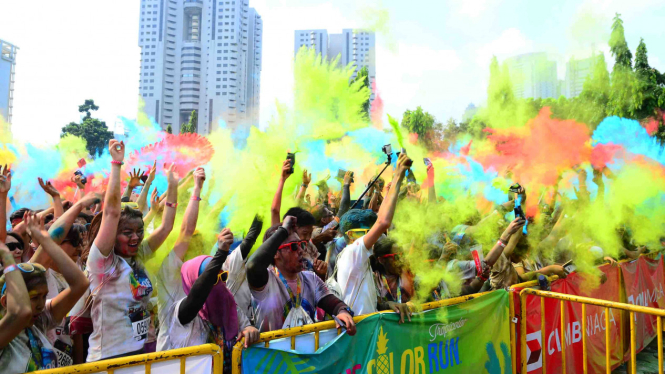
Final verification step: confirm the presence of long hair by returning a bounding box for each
[80,206,144,265]
[0,263,47,306]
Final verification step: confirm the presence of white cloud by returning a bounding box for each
[456,0,491,19]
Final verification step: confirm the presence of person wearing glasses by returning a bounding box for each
[159,228,258,370]
[246,216,356,334]
[335,153,412,320]
[0,212,89,373]
[372,237,415,323]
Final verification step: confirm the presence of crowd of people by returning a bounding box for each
[0,139,658,374]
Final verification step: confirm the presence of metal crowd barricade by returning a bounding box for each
[519,288,665,374]
[32,343,223,374]
[230,292,489,374]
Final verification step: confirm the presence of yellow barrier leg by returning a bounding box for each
[658,316,663,374]
[561,300,566,374]
[605,307,611,374]
[521,293,527,374]
[541,297,547,374]
[630,311,636,374]
[582,303,587,374]
[510,294,517,374]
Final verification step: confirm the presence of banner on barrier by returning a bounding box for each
[621,256,665,357]
[521,264,623,374]
[242,291,511,374]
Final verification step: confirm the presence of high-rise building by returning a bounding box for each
[138,0,262,134]
[565,55,603,98]
[294,29,376,106]
[0,39,18,124]
[504,52,558,100]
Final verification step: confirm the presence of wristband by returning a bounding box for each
[165,202,177,208]
[497,240,507,248]
[301,184,309,188]
[191,196,202,201]
[3,264,18,275]
[111,160,124,166]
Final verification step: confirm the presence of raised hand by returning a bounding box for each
[343,171,354,186]
[147,160,157,184]
[166,163,179,187]
[72,174,86,189]
[0,164,11,194]
[302,169,311,186]
[503,217,526,237]
[281,160,292,181]
[216,228,234,252]
[24,212,48,242]
[396,153,413,177]
[282,216,297,235]
[79,191,103,208]
[193,167,206,189]
[150,188,162,215]
[109,139,125,163]
[38,177,61,198]
[128,168,146,188]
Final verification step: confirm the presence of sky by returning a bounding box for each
[1,0,664,144]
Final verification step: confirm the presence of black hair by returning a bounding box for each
[339,209,377,234]
[5,232,25,251]
[65,223,86,249]
[263,224,281,243]
[374,237,397,258]
[44,214,55,225]
[9,208,31,223]
[62,201,73,212]
[77,212,94,224]
[283,207,316,227]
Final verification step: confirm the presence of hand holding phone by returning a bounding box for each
[286,153,295,175]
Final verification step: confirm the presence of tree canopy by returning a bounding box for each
[61,99,113,156]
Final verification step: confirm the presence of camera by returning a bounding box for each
[381,144,392,155]
[74,170,87,185]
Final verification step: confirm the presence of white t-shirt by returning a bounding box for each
[222,248,252,322]
[0,300,59,373]
[336,237,378,315]
[251,269,331,333]
[155,250,185,351]
[86,241,154,362]
[45,269,74,367]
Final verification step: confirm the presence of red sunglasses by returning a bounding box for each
[380,253,400,260]
[278,240,309,252]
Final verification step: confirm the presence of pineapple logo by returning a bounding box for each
[368,326,394,374]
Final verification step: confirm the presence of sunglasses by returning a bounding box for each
[1,263,37,295]
[6,242,23,252]
[346,228,370,236]
[214,271,229,285]
[379,253,400,260]
[278,240,308,252]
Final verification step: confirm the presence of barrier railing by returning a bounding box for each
[519,288,665,374]
[32,343,223,374]
[230,292,489,374]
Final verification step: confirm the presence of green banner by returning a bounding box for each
[242,290,512,374]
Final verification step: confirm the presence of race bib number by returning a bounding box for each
[55,347,73,367]
[132,317,151,340]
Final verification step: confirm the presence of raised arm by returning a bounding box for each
[94,139,125,257]
[0,165,11,242]
[38,177,64,218]
[425,164,436,203]
[178,229,233,325]
[30,192,102,268]
[294,170,311,207]
[146,163,179,251]
[24,213,89,323]
[237,215,264,260]
[363,153,411,249]
[336,171,353,218]
[0,243,32,349]
[270,160,292,226]
[246,217,295,290]
[172,167,205,261]
[484,217,526,267]
[137,161,157,213]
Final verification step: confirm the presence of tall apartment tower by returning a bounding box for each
[294,29,376,107]
[138,0,262,134]
[565,54,603,98]
[504,52,558,100]
[0,39,18,124]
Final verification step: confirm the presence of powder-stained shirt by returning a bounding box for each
[251,268,331,333]
[45,269,74,367]
[0,300,59,373]
[86,241,154,362]
[490,253,519,290]
[222,248,253,323]
[155,250,185,351]
[336,237,378,315]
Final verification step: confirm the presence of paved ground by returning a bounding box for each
[613,339,664,374]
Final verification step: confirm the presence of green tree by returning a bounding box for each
[609,13,632,71]
[400,106,443,150]
[607,13,636,118]
[180,110,198,134]
[351,66,370,119]
[61,100,113,156]
[166,124,173,134]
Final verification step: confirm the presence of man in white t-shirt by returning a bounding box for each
[246,217,356,334]
[336,153,412,320]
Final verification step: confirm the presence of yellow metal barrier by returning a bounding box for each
[519,288,665,374]
[32,344,223,374]
[231,292,489,374]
